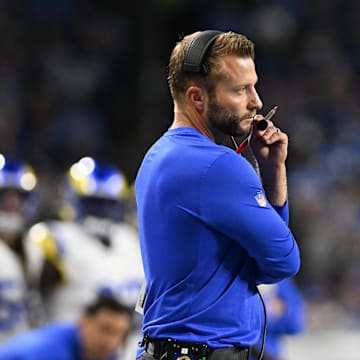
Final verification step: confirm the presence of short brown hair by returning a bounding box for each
[168,31,255,101]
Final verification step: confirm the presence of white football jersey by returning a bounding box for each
[0,240,30,343]
[26,219,145,322]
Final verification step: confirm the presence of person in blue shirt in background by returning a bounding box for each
[0,295,133,360]
[251,278,306,360]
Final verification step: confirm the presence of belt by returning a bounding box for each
[143,336,250,360]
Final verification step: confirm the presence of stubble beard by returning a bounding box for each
[207,97,251,143]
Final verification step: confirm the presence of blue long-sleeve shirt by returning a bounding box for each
[135,127,300,348]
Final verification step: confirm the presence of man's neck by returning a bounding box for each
[171,110,215,141]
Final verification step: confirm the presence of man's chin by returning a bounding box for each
[212,124,248,142]
[230,128,250,138]
[239,118,254,133]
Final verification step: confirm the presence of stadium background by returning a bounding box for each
[0,0,358,357]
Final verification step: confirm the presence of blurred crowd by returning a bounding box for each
[0,0,359,351]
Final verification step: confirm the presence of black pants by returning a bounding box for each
[139,347,251,360]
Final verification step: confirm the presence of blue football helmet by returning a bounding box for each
[0,153,38,235]
[60,156,129,223]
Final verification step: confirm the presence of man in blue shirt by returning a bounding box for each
[0,295,132,360]
[135,30,300,360]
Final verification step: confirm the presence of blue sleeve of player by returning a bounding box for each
[200,152,300,283]
[267,279,306,334]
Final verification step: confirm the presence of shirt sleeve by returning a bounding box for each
[200,151,300,283]
[272,202,289,224]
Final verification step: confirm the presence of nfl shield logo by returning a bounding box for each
[255,191,267,207]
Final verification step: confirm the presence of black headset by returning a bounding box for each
[182,30,223,75]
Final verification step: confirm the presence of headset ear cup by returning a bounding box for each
[182,30,223,74]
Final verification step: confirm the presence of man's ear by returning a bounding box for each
[186,86,207,111]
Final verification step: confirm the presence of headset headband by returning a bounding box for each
[182,30,223,74]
